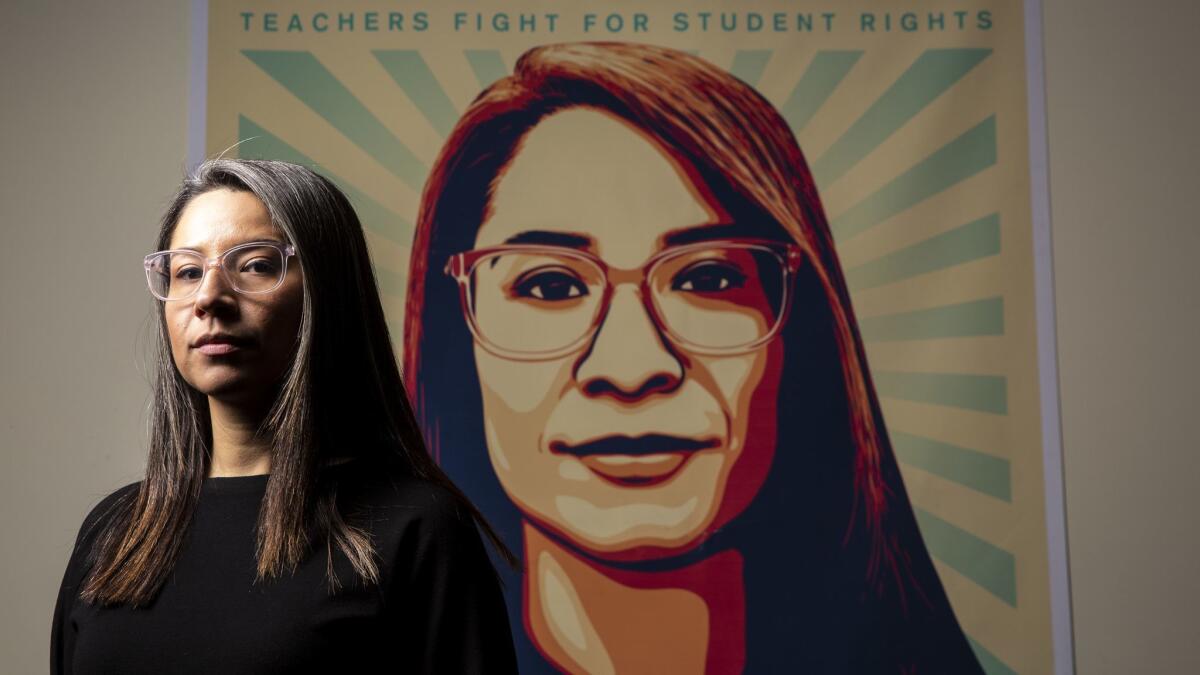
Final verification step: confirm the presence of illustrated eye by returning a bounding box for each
[672,261,747,293]
[513,269,588,301]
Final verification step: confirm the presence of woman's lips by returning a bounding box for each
[197,342,244,356]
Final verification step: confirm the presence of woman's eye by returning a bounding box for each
[513,270,588,301]
[672,263,747,293]
[174,266,202,281]
[241,258,278,275]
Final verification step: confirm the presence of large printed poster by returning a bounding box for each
[199,1,1069,672]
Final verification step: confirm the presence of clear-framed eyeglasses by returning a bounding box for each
[444,237,804,361]
[143,241,298,301]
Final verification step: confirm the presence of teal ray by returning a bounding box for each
[873,370,1007,414]
[830,116,997,240]
[373,265,408,302]
[730,50,772,86]
[780,50,862,134]
[846,213,1000,290]
[813,48,991,186]
[237,115,412,248]
[861,297,1003,341]
[915,508,1017,606]
[242,50,427,191]
[374,50,459,137]
[966,637,1019,675]
[465,50,508,88]
[385,312,405,356]
[892,431,1011,501]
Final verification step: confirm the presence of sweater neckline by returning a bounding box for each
[201,473,270,495]
[199,457,364,495]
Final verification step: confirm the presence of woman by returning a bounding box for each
[51,158,518,673]
[404,43,983,673]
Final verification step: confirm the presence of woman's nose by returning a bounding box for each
[192,261,237,316]
[574,286,684,400]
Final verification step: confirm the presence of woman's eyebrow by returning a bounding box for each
[172,237,286,252]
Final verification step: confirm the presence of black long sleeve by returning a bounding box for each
[51,461,517,674]
[51,482,137,675]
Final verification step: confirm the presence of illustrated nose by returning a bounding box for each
[574,286,684,400]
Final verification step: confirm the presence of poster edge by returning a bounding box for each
[187,0,209,171]
[1023,1,1077,673]
[190,5,1077,668]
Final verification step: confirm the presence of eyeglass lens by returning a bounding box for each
[146,245,286,300]
[467,246,787,354]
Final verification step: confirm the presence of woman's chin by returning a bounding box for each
[188,377,268,406]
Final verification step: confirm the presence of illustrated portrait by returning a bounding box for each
[403,42,983,673]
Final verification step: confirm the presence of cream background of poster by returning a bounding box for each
[3,1,1198,674]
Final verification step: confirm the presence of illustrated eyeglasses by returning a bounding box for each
[143,241,297,301]
[444,238,804,361]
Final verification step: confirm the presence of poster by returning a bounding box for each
[196,1,1071,672]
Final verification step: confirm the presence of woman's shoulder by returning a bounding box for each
[74,480,141,544]
[337,457,472,526]
[334,458,485,561]
[61,479,141,574]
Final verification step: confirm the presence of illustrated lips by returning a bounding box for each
[550,434,719,486]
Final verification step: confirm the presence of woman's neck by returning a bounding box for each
[207,397,272,477]
[523,522,746,675]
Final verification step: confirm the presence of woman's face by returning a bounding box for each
[472,108,783,558]
[165,188,303,410]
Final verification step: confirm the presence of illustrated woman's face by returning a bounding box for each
[472,108,783,557]
[165,189,303,409]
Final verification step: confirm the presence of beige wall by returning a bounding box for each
[1,2,191,673]
[2,1,1195,672]
[1042,0,1200,672]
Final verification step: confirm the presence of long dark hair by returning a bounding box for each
[80,158,515,608]
[405,43,982,672]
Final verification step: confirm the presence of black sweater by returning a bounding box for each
[51,460,518,674]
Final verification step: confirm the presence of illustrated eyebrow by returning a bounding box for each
[173,238,286,253]
[496,224,739,251]
[661,222,786,247]
[501,230,592,249]
[661,223,741,247]
[500,223,788,253]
